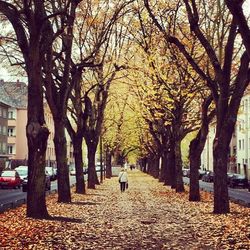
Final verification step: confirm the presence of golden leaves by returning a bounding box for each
[1,169,249,249]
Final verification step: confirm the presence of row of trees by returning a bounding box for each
[0,0,249,218]
[0,0,133,218]
[133,0,250,214]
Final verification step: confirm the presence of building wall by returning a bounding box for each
[15,109,28,159]
[201,91,250,180]
[0,103,9,170]
[6,104,75,167]
[201,123,216,171]
[235,95,250,178]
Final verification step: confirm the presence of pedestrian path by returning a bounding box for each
[0,169,249,249]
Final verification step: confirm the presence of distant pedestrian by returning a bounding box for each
[118,168,128,192]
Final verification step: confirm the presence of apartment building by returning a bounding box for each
[0,100,9,170]
[0,79,74,168]
[201,87,250,179]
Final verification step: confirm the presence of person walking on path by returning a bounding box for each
[118,167,128,192]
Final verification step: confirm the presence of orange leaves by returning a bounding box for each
[0,172,249,249]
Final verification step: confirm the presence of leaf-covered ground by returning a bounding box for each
[0,170,249,249]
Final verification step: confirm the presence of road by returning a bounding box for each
[1,175,249,213]
[183,177,250,206]
[0,176,76,212]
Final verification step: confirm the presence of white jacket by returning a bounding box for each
[118,171,128,182]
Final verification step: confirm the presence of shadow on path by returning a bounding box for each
[47,216,83,223]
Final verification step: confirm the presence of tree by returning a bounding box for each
[145,0,250,213]
[226,0,250,57]
[0,0,75,218]
[42,0,81,203]
[189,96,215,201]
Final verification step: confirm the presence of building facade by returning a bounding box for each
[0,80,74,168]
[201,88,250,179]
[0,101,9,171]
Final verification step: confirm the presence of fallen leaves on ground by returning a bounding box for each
[0,170,249,249]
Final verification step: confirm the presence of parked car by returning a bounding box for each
[228,174,248,189]
[83,167,88,174]
[45,167,57,181]
[198,169,207,179]
[15,165,28,182]
[182,168,190,177]
[202,171,214,182]
[70,167,76,176]
[227,173,235,184]
[22,172,51,192]
[0,170,22,189]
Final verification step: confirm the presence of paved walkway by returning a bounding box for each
[0,169,249,249]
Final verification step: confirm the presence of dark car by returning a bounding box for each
[202,171,214,182]
[198,169,207,179]
[22,172,51,192]
[0,170,22,189]
[228,174,248,189]
[227,173,235,184]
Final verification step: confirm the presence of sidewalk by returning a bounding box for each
[0,170,249,249]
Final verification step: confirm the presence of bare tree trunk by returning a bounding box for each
[73,136,85,194]
[147,155,159,177]
[54,120,71,202]
[26,65,49,218]
[189,98,213,201]
[159,153,167,182]
[105,149,112,178]
[189,151,201,201]
[87,142,99,189]
[175,139,185,192]
[165,140,176,188]
[213,131,230,213]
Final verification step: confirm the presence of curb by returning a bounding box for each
[0,183,75,214]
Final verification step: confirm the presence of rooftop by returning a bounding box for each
[0,79,27,108]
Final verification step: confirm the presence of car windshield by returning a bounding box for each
[234,174,245,179]
[16,169,28,176]
[46,168,53,174]
[1,171,15,177]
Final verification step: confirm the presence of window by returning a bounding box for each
[8,145,13,154]
[2,143,6,154]
[242,139,244,150]
[2,126,6,135]
[239,140,241,150]
[0,107,2,117]
[8,128,14,137]
[8,111,14,119]
[0,125,2,135]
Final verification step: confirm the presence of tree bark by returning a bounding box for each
[73,136,85,194]
[189,149,201,201]
[213,129,230,213]
[54,119,71,202]
[175,139,185,192]
[165,139,176,188]
[26,64,50,218]
[159,153,167,182]
[105,148,112,178]
[86,141,99,189]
